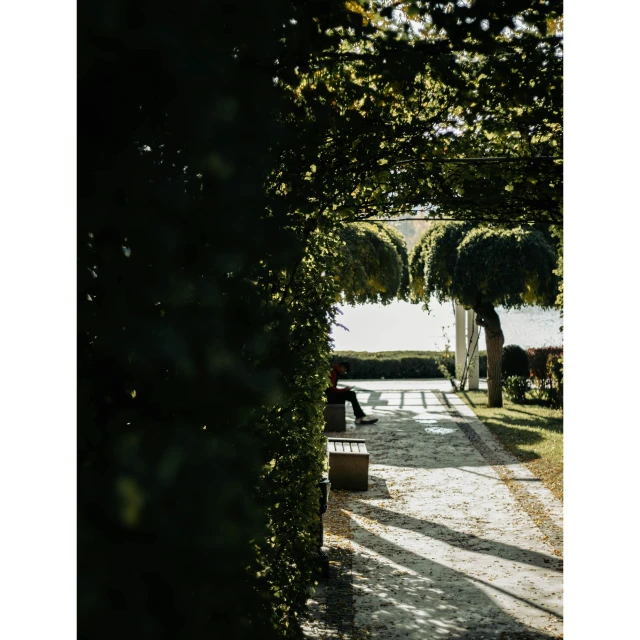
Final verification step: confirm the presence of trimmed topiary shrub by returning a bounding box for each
[502,344,530,378]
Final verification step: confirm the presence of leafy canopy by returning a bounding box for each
[410,222,558,309]
[272,0,563,226]
[338,222,409,304]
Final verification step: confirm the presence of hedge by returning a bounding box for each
[78,5,342,639]
[523,346,564,408]
[527,347,563,385]
[332,350,487,379]
[546,353,564,408]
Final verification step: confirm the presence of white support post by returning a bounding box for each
[455,304,466,381]
[467,309,480,390]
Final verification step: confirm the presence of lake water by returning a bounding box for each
[330,300,563,352]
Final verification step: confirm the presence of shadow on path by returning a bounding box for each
[350,517,561,640]
[349,404,493,470]
[349,501,562,573]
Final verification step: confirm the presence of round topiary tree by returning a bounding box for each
[502,344,530,378]
[410,222,558,407]
[337,222,409,305]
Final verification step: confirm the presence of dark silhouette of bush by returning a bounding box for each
[502,344,530,378]
[78,3,340,638]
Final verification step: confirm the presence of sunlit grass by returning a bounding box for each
[457,390,563,502]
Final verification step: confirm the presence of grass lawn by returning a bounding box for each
[457,390,563,502]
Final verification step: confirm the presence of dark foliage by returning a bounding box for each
[502,375,530,403]
[546,353,564,409]
[527,347,564,386]
[332,351,487,379]
[502,344,530,378]
[526,347,563,408]
[78,2,342,638]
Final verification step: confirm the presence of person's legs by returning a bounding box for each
[344,390,365,419]
[326,389,375,422]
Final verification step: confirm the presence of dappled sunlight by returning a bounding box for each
[348,504,561,573]
[423,426,457,435]
[481,422,545,446]
[378,391,440,408]
[368,406,408,416]
[343,394,502,470]
[336,384,563,637]
[347,389,469,444]
[412,410,456,424]
[351,544,468,638]
[455,389,563,502]
[355,392,371,405]
[459,466,541,484]
[413,415,446,424]
[360,390,463,439]
[495,406,564,434]
[347,510,561,639]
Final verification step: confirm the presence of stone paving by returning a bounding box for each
[304,380,563,640]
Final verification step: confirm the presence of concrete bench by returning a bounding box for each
[323,403,346,432]
[327,438,369,491]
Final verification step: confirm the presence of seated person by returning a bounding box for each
[326,361,378,425]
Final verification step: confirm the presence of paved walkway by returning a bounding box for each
[304,380,563,640]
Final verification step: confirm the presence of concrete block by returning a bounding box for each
[327,438,369,491]
[324,403,346,432]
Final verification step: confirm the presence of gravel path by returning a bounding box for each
[304,380,563,640]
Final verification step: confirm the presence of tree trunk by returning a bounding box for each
[474,302,504,408]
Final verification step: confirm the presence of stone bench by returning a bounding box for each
[323,403,346,432]
[327,438,369,491]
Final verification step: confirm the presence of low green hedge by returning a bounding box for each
[332,350,487,379]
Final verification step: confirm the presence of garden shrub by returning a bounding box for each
[527,346,563,390]
[502,344,530,378]
[78,4,343,639]
[503,375,530,403]
[546,353,564,408]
